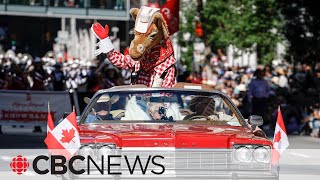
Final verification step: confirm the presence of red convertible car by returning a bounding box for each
[70,83,278,179]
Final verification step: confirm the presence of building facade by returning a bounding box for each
[0,0,155,58]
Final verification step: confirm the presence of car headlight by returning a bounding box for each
[253,146,270,163]
[97,144,115,157]
[234,146,252,163]
[79,145,94,157]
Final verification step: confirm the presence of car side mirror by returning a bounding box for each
[84,97,90,104]
[249,115,263,131]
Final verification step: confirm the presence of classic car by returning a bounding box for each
[67,83,278,180]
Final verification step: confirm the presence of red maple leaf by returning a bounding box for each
[60,128,76,143]
[274,131,281,143]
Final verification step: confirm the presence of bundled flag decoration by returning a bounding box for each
[44,108,80,158]
[272,106,289,164]
[159,0,179,35]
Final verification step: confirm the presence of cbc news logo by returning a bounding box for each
[10,155,30,175]
[8,154,165,176]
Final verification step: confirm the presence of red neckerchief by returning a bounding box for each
[140,38,174,72]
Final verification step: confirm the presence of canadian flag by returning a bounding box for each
[44,111,81,158]
[272,106,289,164]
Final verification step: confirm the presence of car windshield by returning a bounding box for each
[81,90,243,126]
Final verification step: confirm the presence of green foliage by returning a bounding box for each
[278,0,320,65]
[204,0,282,64]
[179,0,282,65]
[178,0,319,67]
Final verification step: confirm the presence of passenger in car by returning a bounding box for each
[121,96,182,121]
[121,96,152,120]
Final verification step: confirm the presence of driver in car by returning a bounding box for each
[85,95,119,123]
[184,97,217,120]
[184,96,238,123]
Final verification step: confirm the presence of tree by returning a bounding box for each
[278,0,320,66]
[201,0,282,64]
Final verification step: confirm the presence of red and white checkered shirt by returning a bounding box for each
[108,39,176,88]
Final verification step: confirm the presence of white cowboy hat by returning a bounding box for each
[84,95,119,104]
[135,6,160,33]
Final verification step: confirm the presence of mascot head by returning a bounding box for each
[129,6,169,61]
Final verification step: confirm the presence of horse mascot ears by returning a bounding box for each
[91,6,176,88]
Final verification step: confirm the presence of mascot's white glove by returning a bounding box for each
[91,22,114,56]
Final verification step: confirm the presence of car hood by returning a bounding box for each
[79,123,271,148]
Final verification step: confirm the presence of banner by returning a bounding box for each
[160,0,180,35]
[0,91,72,125]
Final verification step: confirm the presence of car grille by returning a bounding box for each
[76,149,271,177]
[124,149,269,175]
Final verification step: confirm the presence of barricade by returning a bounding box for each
[0,90,73,126]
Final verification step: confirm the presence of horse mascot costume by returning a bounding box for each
[91,6,176,88]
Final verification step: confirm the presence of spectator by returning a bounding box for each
[301,106,320,137]
[28,57,49,91]
[51,62,65,91]
[1,49,319,138]
[0,72,6,89]
[95,62,122,89]
[8,62,29,90]
[277,69,287,84]
[248,69,270,125]
[312,70,320,92]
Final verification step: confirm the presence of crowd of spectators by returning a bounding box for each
[0,50,130,92]
[1,49,320,137]
[178,52,320,137]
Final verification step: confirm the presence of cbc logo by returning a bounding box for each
[10,155,29,175]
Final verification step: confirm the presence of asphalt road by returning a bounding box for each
[0,125,47,148]
[0,126,320,179]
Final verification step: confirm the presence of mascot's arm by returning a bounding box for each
[91,22,136,70]
[106,50,136,70]
[157,63,176,88]
[91,23,114,56]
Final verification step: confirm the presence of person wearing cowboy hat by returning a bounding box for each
[84,94,120,123]
[277,68,289,89]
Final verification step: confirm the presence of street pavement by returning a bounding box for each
[0,125,47,148]
[0,126,320,179]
